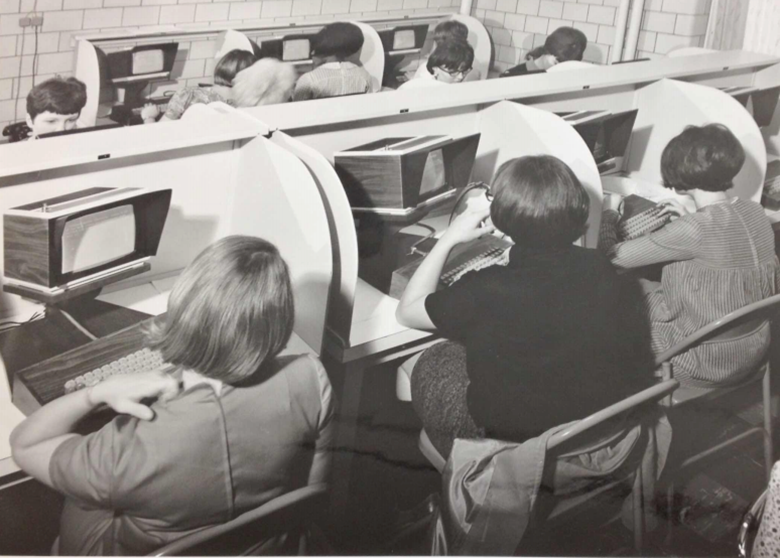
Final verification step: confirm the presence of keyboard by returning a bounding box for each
[390,235,513,299]
[12,316,165,416]
[617,194,672,241]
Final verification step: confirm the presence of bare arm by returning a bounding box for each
[396,207,494,330]
[10,371,179,488]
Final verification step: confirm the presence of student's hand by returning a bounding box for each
[442,206,495,247]
[657,198,689,220]
[535,54,559,70]
[88,370,180,420]
[140,103,160,123]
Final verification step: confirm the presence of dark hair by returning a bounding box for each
[311,22,364,59]
[527,26,587,62]
[433,20,468,46]
[661,124,745,192]
[426,39,474,73]
[146,235,294,384]
[214,49,257,87]
[26,76,87,120]
[490,155,589,250]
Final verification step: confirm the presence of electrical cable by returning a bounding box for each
[57,307,98,341]
[448,181,491,225]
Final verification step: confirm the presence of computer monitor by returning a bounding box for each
[334,134,481,221]
[282,36,312,61]
[3,187,171,304]
[107,43,178,85]
[39,123,122,139]
[558,109,639,175]
[378,25,429,54]
[750,86,780,127]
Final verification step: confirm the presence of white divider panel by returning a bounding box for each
[754,62,780,158]
[215,30,256,60]
[230,135,333,355]
[73,40,102,128]
[449,14,491,81]
[350,21,385,94]
[475,101,603,248]
[270,130,357,349]
[629,79,766,203]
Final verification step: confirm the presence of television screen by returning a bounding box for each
[61,205,136,274]
[132,49,165,75]
[393,29,416,50]
[418,149,446,200]
[283,38,311,61]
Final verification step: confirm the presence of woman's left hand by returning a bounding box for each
[658,198,689,219]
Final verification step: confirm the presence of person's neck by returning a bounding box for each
[316,55,342,67]
[690,189,730,209]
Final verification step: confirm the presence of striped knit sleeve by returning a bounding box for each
[608,214,701,270]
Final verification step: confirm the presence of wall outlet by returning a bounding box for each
[19,15,43,27]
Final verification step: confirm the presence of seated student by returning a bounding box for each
[141,49,256,123]
[501,26,587,77]
[25,76,87,139]
[396,155,653,456]
[398,40,474,90]
[292,22,371,101]
[231,57,298,107]
[600,124,779,387]
[412,19,481,82]
[10,236,334,556]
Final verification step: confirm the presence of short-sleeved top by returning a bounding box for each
[49,354,334,556]
[163,86,228,120]
[425,244,653,443]
[292,61,371,101]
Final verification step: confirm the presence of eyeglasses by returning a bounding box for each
[440,66,472,78]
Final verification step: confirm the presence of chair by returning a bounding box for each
[738,487,768,558]
[408,373,679,553]
[656,293,780,482]
[152,483,328,556]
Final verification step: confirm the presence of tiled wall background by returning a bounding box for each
[476,0,712,74]
[0,0,458,128]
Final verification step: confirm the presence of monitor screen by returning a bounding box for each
[751,86,780,127]
[62,205,136,274]
[283,38,311,61]
[132,49,165,75]
[418,149,446,201]
[393,29,416,50]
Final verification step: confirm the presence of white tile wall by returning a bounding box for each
[0,0,457,127]
[476,0,711,74]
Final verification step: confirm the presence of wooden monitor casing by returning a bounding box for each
[334,134,480,212]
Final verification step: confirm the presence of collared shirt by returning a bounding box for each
[292,61,371,101]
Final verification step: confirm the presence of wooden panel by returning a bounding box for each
[335,156,404,208]
[3,215,50,286]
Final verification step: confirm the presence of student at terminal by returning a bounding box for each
[10,236,334,555]
[141,49,256,123]
[413,19,481,82]
[292,22,371,101]
[25,76,87,139]
[502,26,588,77]
[601,124,779,387]
[399,40,475,90]
[395,155,653,455]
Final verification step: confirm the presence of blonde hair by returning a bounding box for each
[147,236,294,384]
[231,58,297,107]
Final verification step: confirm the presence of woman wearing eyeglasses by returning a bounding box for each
[398,40,474,90]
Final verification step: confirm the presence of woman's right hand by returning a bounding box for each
[88,370,180,420]
[140,103,160,123]
[442,206,495,247]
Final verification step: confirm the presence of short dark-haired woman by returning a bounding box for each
[396,155,653,455]
[602,124,779,387]
[11,236,334,555]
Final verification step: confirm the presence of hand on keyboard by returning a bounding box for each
[140,103,161,123]
[656,198,689,219]
[88,369,180,421]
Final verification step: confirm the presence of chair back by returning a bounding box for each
[548,379,679,452]
[152,483,328,556]
[655,293,780,367]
